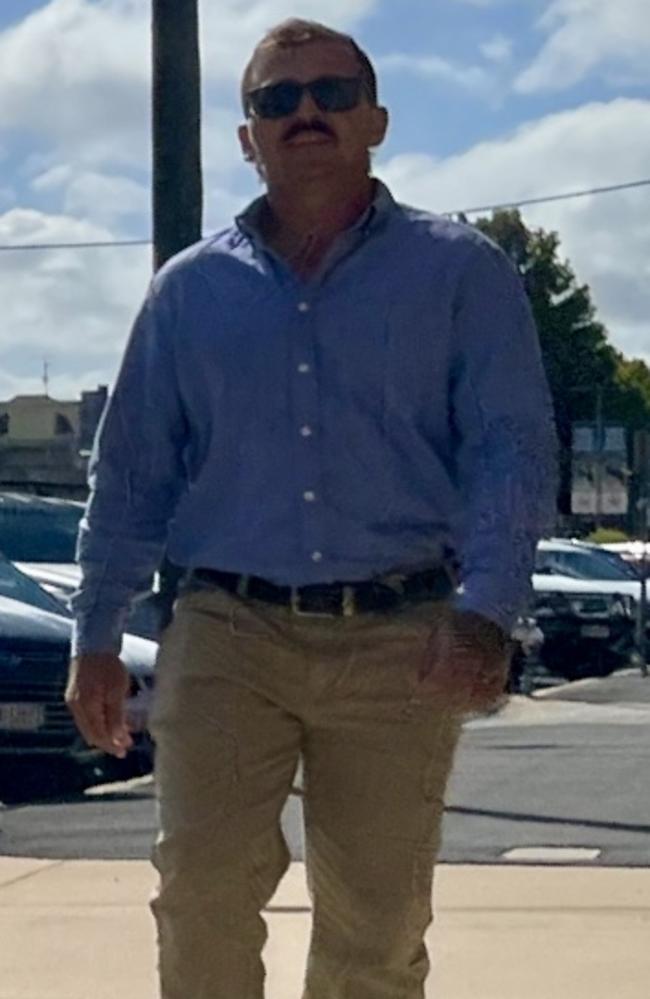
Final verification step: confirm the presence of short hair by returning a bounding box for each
[241,19,379,113]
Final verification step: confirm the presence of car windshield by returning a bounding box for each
[536,546,640,581]
[0,555,71,616]
[0,494,84,562]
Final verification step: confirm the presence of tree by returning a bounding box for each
[474,210,650,512]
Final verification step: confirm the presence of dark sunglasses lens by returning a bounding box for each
[311,77,363,111]
[249,81,302,119]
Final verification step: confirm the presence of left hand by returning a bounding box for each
[418,608,513,714]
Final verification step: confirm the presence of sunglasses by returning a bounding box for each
[245,75,367,120]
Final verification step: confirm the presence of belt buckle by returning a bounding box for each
[290,586,353,618]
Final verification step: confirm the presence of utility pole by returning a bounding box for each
[633,431,650,674]
[151,0,203,624]
[594,385,604,529]
[152,0,203,270]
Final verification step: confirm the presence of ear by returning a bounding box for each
[368,105,389,149]
[238,123,255,163]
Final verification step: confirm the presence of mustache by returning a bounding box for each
[283,118,335,142]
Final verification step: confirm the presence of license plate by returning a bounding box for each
[0,703,45,731]
[580,625,610,639]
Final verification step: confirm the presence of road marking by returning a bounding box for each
[501,847,601,863]
[84,774,154,797]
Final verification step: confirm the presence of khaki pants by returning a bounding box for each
[149,584,462,999]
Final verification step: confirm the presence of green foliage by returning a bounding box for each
[474,210,650,512]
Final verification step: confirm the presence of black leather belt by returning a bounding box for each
[188,566,453,617]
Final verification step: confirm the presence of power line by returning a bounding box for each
[446,178,650,217]
[0,177,648,253]
[0,237,151,252]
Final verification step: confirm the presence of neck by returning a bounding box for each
[265,173,376,246]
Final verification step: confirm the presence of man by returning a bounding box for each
[67,18,557,999]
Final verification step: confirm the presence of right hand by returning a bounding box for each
[418,608,512,715]
[65,654,133,758]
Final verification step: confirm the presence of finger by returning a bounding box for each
[68,691,110,749]
[105,700,133,757]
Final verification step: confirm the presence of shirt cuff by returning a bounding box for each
[71,611,126,658]
[452,580,526,637]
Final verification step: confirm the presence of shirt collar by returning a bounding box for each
[234,179,397,243]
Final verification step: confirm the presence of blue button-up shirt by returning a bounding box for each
[71,182,557,655]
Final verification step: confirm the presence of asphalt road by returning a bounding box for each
[2,673,649,867]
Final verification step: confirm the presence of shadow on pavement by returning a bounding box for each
[447,804,650,835]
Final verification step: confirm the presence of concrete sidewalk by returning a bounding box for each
[1,858,649,998]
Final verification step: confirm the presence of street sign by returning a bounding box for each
[571,422,629,516]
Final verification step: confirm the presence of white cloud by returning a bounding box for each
[516,0,650,93]
[32,166,149,228]
[0,207,150,397]
[378,53,492,94]
[453,0,504,7]
[480,33,513,64]
[376,98,650,363]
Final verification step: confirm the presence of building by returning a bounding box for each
[0,387,108,500]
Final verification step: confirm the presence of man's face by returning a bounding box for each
[238,40,388,186]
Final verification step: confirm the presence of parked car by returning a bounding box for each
[536,538,642,587]
[531,539,639,680]
[600,541,650,578]
[0,556,156,792]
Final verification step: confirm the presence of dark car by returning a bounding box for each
[532,589,634,680]
[0,558,156,797]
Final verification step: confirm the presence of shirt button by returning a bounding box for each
[300,425,313,437]
[298,301,310,313]
[311,550,323,562]
[298,363,311,374]
[303,490,316,502]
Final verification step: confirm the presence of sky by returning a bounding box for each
[0,0,648,400]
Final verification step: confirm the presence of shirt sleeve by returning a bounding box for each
[449,237,559,634]
[70,271,189,656]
